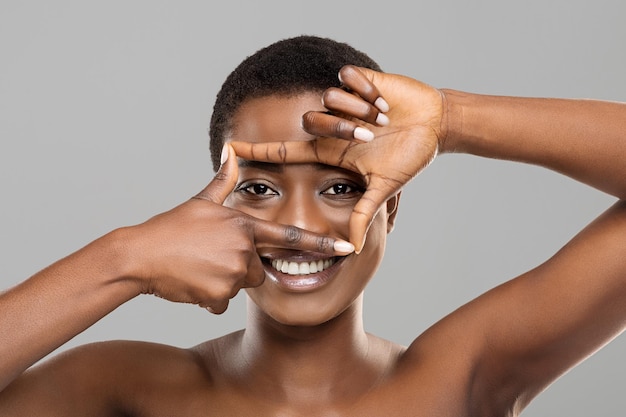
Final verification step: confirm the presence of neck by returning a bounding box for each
[234,294,383,404]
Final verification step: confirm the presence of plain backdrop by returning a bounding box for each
[1,1,624,415]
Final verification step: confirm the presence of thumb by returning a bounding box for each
[193,144,238,204]
[349,176,394,254]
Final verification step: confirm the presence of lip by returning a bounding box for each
[261,253,348,292]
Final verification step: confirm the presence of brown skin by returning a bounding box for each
[1,66,625,416]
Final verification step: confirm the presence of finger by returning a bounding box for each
[339,65,389,113]
[349,176,400,253]
[193,144,238,204]
[322,87,389,127]
[252,217,354,255]
[205,299,229,315]
[302,111,375,142]
[229,139,366,171]
[244,253,266,288]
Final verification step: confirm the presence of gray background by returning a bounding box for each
[1,0,624,415]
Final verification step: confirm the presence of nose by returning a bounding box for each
[275,191,331,235]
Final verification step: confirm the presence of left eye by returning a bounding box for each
[322,183,358,195]
[240,183,278,196]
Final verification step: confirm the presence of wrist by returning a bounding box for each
[94,227,146,296]
[438,89,468,154]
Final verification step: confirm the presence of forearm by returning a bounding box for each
[441,90,626,198]
[0,229,139,392]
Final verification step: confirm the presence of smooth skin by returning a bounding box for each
[1,66,625,416]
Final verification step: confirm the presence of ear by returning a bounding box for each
[385,192,401,234]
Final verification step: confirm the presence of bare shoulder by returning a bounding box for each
[0,340,212,416]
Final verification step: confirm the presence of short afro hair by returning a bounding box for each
[208,35,382,171]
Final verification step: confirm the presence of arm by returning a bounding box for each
[442,90,626,198]
[230,65,626,412]
[0,144,353,407]
[437,88,626,411]
[0,230,137,393]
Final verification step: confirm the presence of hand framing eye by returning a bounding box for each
[231,66,445,253]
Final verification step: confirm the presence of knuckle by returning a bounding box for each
[316,236,332,253]
[231,214,250,230]
[366,105,379,121]
[213,171,229,183]
[196,189,219,203]
[225,255,251,277]
[362,84,378,101]
[245,270,266,287]
[334,120,352,137]
[284,225,303,245]
[211,281,238,300]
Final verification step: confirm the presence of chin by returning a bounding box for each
[245,290,360,328]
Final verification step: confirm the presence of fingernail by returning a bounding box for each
[220,144,229,165]
[374,97,390,113]
[355,236,366,255]
[376,112,390,126]
[334,240,355,254]
[354,127,375,142]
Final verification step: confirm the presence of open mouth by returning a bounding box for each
[260,254,346,291]
[269,257,337,275]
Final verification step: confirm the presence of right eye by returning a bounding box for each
[237,182,279,196]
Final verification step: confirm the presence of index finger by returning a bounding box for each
[229,139,368,172]
[251,216,354,255]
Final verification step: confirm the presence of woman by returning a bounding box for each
[1,35,624,416]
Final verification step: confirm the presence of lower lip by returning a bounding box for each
[263,257,345,292]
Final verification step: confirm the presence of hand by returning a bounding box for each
[123,145,354,313]
[230,65,445,253]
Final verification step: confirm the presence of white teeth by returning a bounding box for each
[270,258,336,275]
[288,262,299,275]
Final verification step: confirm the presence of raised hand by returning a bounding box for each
[230,65,446,253]
[123,145,354,313]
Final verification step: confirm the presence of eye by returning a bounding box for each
[237,182,279,196]
[321,183,363,196]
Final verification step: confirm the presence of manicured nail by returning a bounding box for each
[220,144,229,165]
[334,240,355,254]
[374,97,390,113]
[355,235,367,255]
[353,127,375,142]
[376,112,390,126]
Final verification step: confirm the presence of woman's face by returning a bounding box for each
[224,92,397,326]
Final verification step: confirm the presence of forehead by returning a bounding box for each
[228,92,324,144]
[228,92,362,180]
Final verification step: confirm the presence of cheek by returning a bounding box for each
[224,194,353,238]
[223,195,279,222]
[321,204,352,236]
